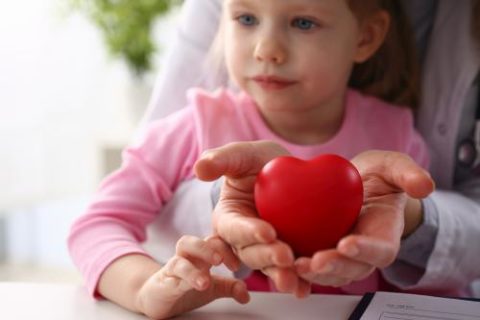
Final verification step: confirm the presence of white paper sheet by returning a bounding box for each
[360,291,480,320]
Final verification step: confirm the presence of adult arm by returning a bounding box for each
[383,189,480,294]
[140,0,226,123]
[382,0,480,294]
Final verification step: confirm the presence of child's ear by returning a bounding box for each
[354,10,390,63]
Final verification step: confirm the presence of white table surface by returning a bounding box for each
[0,282,362,319]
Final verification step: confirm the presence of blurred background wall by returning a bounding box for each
[0,0,179,282]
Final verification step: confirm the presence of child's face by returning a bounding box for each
[223,0,366,115]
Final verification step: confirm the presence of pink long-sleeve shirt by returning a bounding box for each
[68,88,429,297]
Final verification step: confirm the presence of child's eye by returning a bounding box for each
[292,18,317,30]
[237,14,258,26]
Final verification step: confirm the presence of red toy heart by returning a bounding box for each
[254,154,363,257]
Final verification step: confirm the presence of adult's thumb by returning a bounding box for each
[351,150,435,199]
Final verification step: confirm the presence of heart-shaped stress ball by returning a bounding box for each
[254,154,363,257]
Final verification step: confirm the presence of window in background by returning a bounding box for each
[0,0,178,282]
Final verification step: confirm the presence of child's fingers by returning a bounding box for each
[176,235,223,268]
[157,275,192,295]
[209,276,250,304]
[163,256,211,291]
[294,278,312,299]
[205,236,241,272]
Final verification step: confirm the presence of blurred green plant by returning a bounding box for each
[71,0,182,76]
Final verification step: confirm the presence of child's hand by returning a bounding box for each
[136,235,250,319]
[195,141,312,298]
[294,150,434,287]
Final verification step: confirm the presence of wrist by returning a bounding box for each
[131,259,163,315]
[402,197,423,238]
[134,281,149,316]
[98,254,161,314]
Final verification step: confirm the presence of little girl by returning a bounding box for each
[68,0,429,318]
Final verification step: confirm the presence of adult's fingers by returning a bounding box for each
[311,250,376,280]
[194,141,289,181]
[213,209,277,246]
[296,252,375,287]
[351,150,435,198]
[336,234,398,268]
[336,196,404,268]
[261,266,311,297]
[236,241,294,269]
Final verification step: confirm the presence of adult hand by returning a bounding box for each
[295,150,435,287]
[194,141,311,298]
[136,235,249,319]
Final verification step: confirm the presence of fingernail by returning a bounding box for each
[344,245,359,257]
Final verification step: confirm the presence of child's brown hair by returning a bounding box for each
[347,0,420,109]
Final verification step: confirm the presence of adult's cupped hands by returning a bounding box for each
[194,141,434,294]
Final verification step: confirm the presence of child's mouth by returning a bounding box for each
[252,75,296,90]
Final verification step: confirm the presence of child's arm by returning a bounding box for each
[98,236,249,319]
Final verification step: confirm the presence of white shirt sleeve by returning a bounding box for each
[140,0,227,123]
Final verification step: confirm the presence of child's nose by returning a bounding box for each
[254,32,287,64]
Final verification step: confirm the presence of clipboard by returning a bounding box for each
[348,291,480,320]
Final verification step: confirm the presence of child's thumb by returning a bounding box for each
[209,277,250,304]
